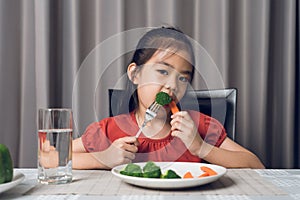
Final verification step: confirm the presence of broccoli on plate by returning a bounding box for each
[142,161,162,178]
[161,169,181,179]
[119,161,182,179]
[120,163,143,177]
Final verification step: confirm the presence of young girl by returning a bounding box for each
[72,27,265,169]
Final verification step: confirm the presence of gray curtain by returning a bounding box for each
[0,0,297,168]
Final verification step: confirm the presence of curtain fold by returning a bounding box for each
[296,0,300,168]
[19,0,37,168]
[0,0,22,167]
[0,0,297,168]
[227,0,271,164]
[266,0,296,168]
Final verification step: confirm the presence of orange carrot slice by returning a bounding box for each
[183,171,194,178]
[169,100,179,114]
[200,166,217,176]
[198,172,210,178]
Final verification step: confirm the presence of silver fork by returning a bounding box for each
[135,101,162,138]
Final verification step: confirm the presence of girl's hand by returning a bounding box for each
[170,111,204,156]
[39,140,59,168]
[92,136,139,169]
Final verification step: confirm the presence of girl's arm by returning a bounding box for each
[72,137,139,170]
[170,111,265,169]
[73,152,109,170]
[72,138,107,169]
[199,138,265,169]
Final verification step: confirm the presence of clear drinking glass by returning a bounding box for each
[37,108,73,184]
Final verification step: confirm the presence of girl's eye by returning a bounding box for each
[179,76,189,83]
[157,70,168,75]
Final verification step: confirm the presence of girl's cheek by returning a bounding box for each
[175,87,187,100]
[141,76,164,86]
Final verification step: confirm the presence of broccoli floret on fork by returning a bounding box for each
[155,91,180,114]
[155,92,172,106]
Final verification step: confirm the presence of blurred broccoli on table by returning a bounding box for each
[142,161,162,178]
[155,92,172,106]
[161,169,181,179]
[120,163,143,177]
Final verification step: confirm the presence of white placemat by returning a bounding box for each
[25,169,287,196]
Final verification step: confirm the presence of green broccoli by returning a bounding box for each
[120,163,143,177]
[142,161,162,178]
[119,161,182,179]
[161,169,181,179]
[155,92,172,106]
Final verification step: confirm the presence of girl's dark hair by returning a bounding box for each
[131,26,195,70]
[119,26,195,114]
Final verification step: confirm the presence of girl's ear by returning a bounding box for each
[127,63,139,84]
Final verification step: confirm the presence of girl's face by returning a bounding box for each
[129,50,193,112]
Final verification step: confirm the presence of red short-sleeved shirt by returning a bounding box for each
[81,110,227,163]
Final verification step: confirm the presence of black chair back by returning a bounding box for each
[180,89,237,140]
[108,88,237,140]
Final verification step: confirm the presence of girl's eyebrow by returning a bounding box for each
[157,61,192,76]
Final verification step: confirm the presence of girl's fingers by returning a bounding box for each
[120,136,139,144]
[114,137,139,153]
[171,130,182,138]
[123,143,138,153]
[170,121,183,131]
[171,111,190,119]
[124,151,136,160]
[125,136,140,146]
[171,116,190,131]
[170,112,191,125]
[123,158,133,164]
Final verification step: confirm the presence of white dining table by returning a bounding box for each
[1,168,300,200]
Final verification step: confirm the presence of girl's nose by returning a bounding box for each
[165,77,178,94]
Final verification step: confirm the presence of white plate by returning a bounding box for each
[0,172,25,193]
[111,162,226,189]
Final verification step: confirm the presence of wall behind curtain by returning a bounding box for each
[0,0,298,168]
